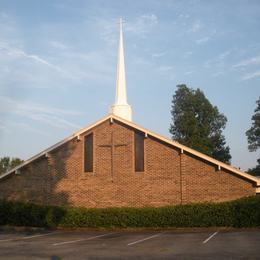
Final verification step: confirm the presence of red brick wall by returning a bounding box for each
[0,119,256,207]
[181,153,255,204]
[0,157,48,204]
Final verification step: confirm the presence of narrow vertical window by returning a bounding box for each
[84,133,93,172]
[135,131,144,172]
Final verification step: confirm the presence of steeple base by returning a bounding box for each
[110,104,132,121]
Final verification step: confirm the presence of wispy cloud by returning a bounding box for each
[204,50,232,68]
[152,52,166,58]
[7,122,50,136]
[184,70,194,75]
[189,21,203,33]
[0,11,16,35]
[183,51,193,59]
[158,66,174,72]
[218,51,232,60]
[241,70,260,80]
[0,42,62,72]
[196,36,210,44]
[97,18,117,45]
[98,14,159,45]
[158,65,175,80]
[0,123,6,130]
[232,54,260,80]
[233,55,260,68]
[0,40,113,90]
[17,112,81,129]
[0,13,73,91]
[0,96,82,130]
[211,71,225,77]
[126,14,158,35]
[178,13,190,19]
[0,12,10,19]
[49,40,70,51]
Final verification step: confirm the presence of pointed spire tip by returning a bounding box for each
[110,17,132,121]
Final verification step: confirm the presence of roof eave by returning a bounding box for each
[0,114,112,180]
[110,114,260,185]
[0,113,259,186]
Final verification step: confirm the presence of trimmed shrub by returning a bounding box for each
[0,201,47,227]
[45,206,66,228]
[232,196,260,227]
[0,196,259,228]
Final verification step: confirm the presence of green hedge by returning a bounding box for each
[0,196,259,228]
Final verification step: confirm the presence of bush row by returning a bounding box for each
[0,196,259,228]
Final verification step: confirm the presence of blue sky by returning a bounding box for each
[0,0,259,170]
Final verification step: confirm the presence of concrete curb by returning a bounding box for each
[0,226,49,232]
[1,226,259,233]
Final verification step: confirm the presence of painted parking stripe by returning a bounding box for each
[0,238,20,242]
[22,232,58,239]
[127,233,162,246]
[203,231,218,244]
[52,233,115,246]
[0,232,56,242]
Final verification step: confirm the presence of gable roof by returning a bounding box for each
[1,114,259,188]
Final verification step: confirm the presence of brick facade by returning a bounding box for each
[0,118,256,207]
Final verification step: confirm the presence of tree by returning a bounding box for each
[170,84,231,163]
[0,157,24,175]
[247,158,260,176]
[246,97,260,176]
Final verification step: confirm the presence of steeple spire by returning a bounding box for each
[110,18,132,121]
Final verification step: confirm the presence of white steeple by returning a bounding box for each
[110,18,132,121]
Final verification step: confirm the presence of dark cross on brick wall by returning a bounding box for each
[98,131,128,182]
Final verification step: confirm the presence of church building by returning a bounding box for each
[0,19,259,208]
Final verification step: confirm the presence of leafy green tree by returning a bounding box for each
[170,84,231,163]
[247,159,260,176]
[0,157,24,175]
[246,97,260,176]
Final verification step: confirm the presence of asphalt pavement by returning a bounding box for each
[0,228,259,259]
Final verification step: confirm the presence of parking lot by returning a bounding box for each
[0,228,259,259]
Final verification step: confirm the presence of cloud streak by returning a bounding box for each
[233,55,260,68]
[6,122,50,136]
[0,39,113,90]
[232,55,260,80]
[241,70,260,80]
[0,96,82,130]
[0,42,62,72]
[204,50,232,68]
[126,14,158,34]
[99,14,158,45]
[49,40,69,51]
[152,52,166,58]
[196,36,210,44]
[189,21,203,33]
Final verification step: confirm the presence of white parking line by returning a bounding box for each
[203,232,218,244]
[127,233,162,246]
[52,233,115,246]
[0,238,19,242]
[22,232,58,240]
[0,232,56,242]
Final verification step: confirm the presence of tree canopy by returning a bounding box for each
[246,97,260,176]
[170,84,231,164]
[0,157,24,175]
